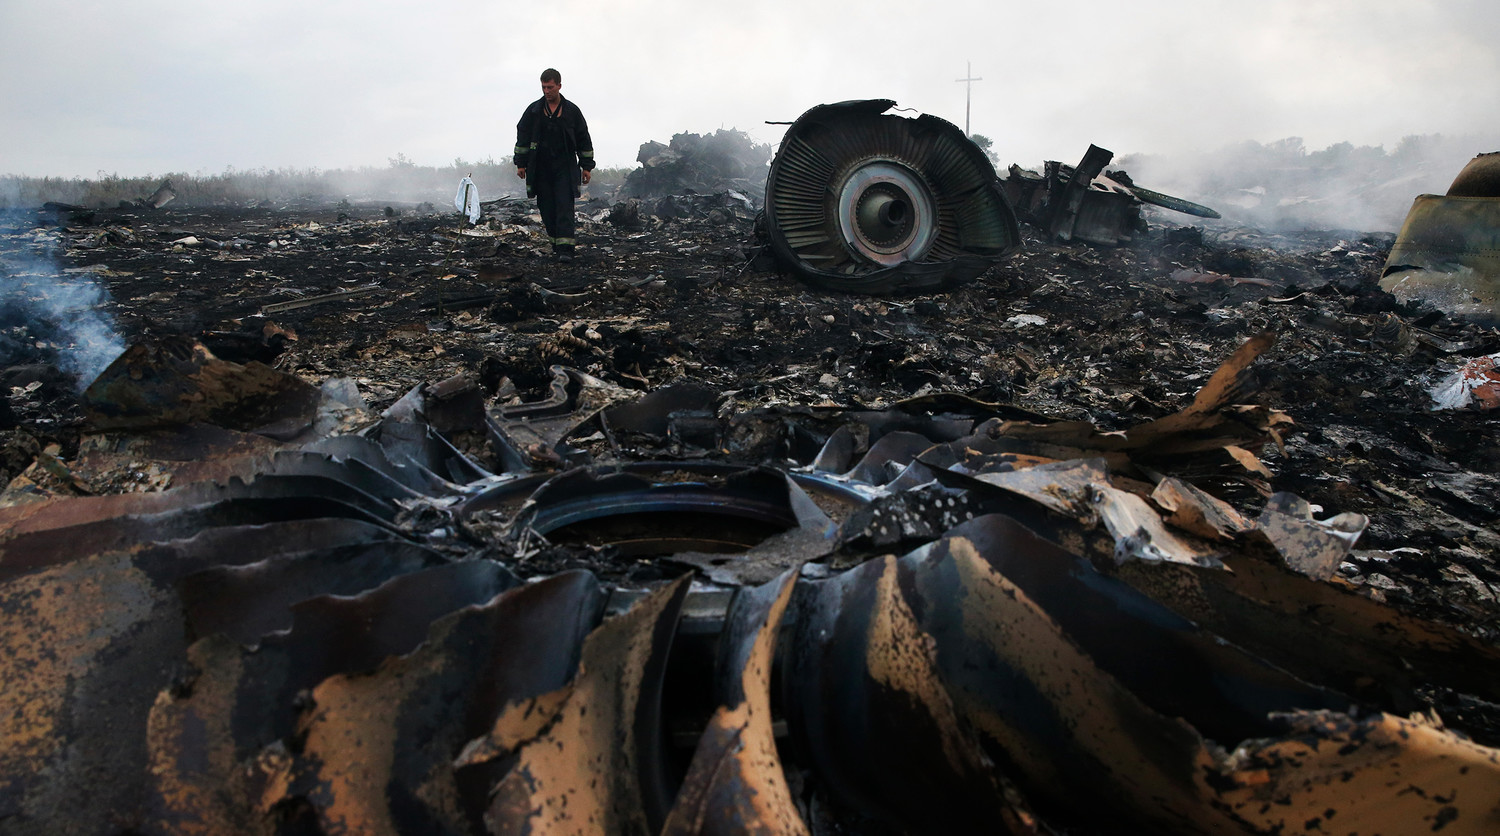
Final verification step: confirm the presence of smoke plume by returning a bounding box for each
[1117,133,1500,234]
[0,225,126,390]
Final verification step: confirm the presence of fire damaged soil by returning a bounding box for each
[9,197,1498,634]
[4,196,1500,833]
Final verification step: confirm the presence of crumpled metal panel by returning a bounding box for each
[1005,145,1218,246]
[770,507,1500,833]
[0,550,183,832]
[1216,710,1500,833]
[781,554,1019,834]
[896,530,1240,833]
[832,480,986,554]
[912,515,1346,746]
[1150,476,1255,541]
[1253,491,1368,579]
[469,575,690,835]
[1092,480,1225,567]
[1115,545,1500,712]
[661,568,806,835]
[1381,188,1500,321]
[178,541,449,645]
[487,365,637,470]
[1046,144,1127,245]
[151,569,602,834]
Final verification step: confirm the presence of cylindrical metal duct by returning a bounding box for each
[763,100,1021,294]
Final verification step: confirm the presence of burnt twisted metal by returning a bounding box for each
[3,346,1500,834]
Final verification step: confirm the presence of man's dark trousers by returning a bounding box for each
[535,164,576,255]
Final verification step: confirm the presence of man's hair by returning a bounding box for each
[540,68,561,84]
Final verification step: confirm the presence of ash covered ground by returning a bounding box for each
[4,189,1500,834]
[4,193,1496,635]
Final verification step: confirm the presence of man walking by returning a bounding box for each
[514,68,595,262]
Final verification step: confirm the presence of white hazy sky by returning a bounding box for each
[2,0,1498,179]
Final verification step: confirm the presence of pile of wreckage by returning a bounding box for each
[623,128,772,204]
[3,331,1499,835]
[2,102,1500,834]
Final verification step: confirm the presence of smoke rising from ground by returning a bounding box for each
[1117,133,1500,234]
[0,227,125,389]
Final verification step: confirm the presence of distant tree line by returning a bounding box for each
[0,155,633,210]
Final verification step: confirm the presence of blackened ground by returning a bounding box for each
[2,195,1498,641]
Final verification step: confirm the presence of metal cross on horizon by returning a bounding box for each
[955,61,982,137]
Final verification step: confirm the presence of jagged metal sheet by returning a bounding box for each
[781,554,1018,833]
[661,568,805,835]
[893,529,1500,833]
[469,575,691,834]
[150,569,603,834]
[1115,546,1500,711]
[665,472,840,586]
[919,514,1346,745]
[179,541,451,645]
[0,548,183,832]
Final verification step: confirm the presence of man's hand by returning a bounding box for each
[516,168,526,179]
[581,170,592,185]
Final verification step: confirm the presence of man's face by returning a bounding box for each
[541,80,560,104]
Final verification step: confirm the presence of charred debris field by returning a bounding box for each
[12,196,1498,613]
[3,187,1500,835]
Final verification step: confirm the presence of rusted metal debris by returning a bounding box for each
[4,332,1500,834]
[625,129,772,204]
[471,575,690,833]
[1005,144,1220,246]
[762,100,1022,294]
[661,568,805,835]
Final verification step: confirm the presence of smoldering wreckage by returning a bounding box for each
[2,102,1500,836]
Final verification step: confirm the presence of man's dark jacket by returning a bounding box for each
[514,96,595,199]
